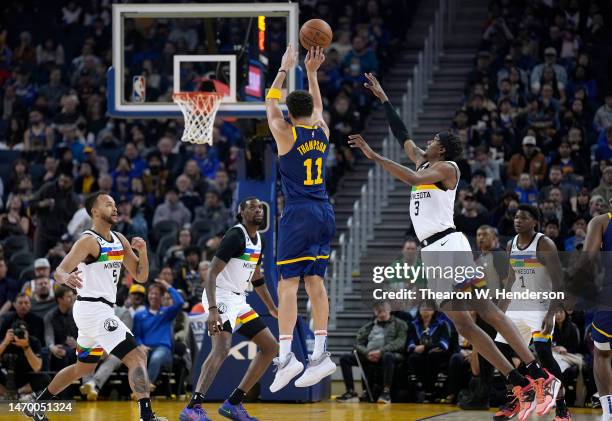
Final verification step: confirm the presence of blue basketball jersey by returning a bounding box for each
[279,124,330,202]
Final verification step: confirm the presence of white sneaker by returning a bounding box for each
[269,352,304,393]
[79,381,98,401]
[294,352,336,388]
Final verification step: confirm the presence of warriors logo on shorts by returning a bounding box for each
[104,318,119,332]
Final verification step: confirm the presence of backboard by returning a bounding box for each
[108,3,301,119]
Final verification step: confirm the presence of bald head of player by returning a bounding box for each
[424,130,463,162]
[85,192,119,226]
[514,204,539,235]
[237,197,264,228]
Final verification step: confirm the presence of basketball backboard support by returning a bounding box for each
[107,3,301,119]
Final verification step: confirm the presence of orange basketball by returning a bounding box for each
[299,19,333,50]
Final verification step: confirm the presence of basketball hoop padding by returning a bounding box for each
[173,92,223,145]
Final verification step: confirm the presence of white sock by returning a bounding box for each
[601,395,612,420]
[312,330,327,360]
[279,335,292,362]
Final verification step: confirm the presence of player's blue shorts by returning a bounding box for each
[277,199,336,279]
[592,310,612,351]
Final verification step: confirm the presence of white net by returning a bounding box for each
[173,92,223,145]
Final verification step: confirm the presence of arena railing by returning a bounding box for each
[314,0,456,331]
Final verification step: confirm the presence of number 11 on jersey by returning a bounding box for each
[304,157,323,185]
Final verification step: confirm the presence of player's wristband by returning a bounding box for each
[266,88,282,100]
[208,306,217,311]
[278,69,287,74]
[251,277,265,287]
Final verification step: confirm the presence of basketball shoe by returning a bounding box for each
[269,352,304,392]
[294,352,336,387]
[218,400,259,421]
[534,369,562,416]
[179,404,212,421]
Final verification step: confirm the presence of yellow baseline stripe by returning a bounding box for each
[593,323,612,338]
[277,256,316,265]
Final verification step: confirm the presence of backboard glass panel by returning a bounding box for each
[109,3,300,118]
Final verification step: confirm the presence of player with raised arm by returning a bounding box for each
[351,73,562,421]
[25,192,166,421]
[582,201,612,421]
[179,197,279,421]
[265,45,337,392]
[493,205,567,421]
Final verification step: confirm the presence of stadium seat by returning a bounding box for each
[18,266,35,284]
[156,233,178,262]
[2,235,31,260]
[190,219,217,242]
[150,220,179,250]
[9,250,35,279]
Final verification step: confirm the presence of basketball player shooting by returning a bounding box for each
[349,73,562,419]
[582,202,612,421]
[265,44,337,392]
[180,198,279,421]
[25,192,166,421]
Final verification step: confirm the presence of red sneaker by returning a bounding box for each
[534,369,561,416]
[493,396,520,420]
[513,378,536,421]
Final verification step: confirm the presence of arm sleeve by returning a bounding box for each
[215,228,246,262]
[383,101,410,148]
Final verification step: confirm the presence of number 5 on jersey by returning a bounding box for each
[304,158,323,186]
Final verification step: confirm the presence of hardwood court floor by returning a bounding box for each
[1,401,602,421]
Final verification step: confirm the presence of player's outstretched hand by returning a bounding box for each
[348,134,377,160]
[207,308,223,336]
[280,43,298,72]
[305,46,325,73]
[363,72,388,102]
[64,270,83,289]
[131,237,147,252]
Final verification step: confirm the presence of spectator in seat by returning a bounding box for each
[142,151,170,203]
[22,258,52,298]
[506,135,547,186]
[336,301,407,404]
[29,170,79,257]
[153,187,192,228]
[210,169,233,208]
[133,279,184,389]
[0,259,19,316]
[124,284,146,317]
[552,310,582,406]
[30,277,57,319]
[0,196,31,240]
[194,190,229,232]
[475,225,507,293]
[564,217,587,251]
[115,197,148,240]
[550,141,587,182]
[386,238,426,293]
[544,219,565,252]
[175,175,202,215]
[593,92,612,133]
[157,136,181,178]
[406,301,451,403]
[530,47,568,94]
[540,166,577,208]
[454,192,489,238]
[470,147,500,186]
[592,166,612,204]
[470,170,497,210]
[164,229,192,269]
[44,286,77,372]
[174,247,200,294]
[515,173,539,206]
[342,35,379,76]
[595,127,612,163]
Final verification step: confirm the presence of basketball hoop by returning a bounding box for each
[173,92,223,145]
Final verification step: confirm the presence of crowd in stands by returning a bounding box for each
[0,0,412,400]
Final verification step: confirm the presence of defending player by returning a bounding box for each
[493,205,568,421]
[582,202,612,421]
[351,74,562,421]
[179,197,279,421]
[265,44,337,391]
[25,192,166,421]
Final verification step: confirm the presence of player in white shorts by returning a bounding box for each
[25,192,166,421]
[351,72,562,421]
[493,205,567,420]
[180,197,279,421]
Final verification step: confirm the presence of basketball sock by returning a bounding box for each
[279,335,293,363]
[37,388,56,401]
[312,330,327,360]
[187,392,205,408]
[137,398,153,421]
[517,362,529,376]
[228,388,246,405]
[507,369,530,388]
[601,395,612,419]
[526,360,547,380]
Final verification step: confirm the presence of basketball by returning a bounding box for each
[299,19,333,50]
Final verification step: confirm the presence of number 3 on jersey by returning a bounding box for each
[304,157,323,186]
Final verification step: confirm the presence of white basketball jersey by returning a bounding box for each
[216,224,262,294]
[409,161,459,242]
[76,230,124,303]
[509,233,552,293]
